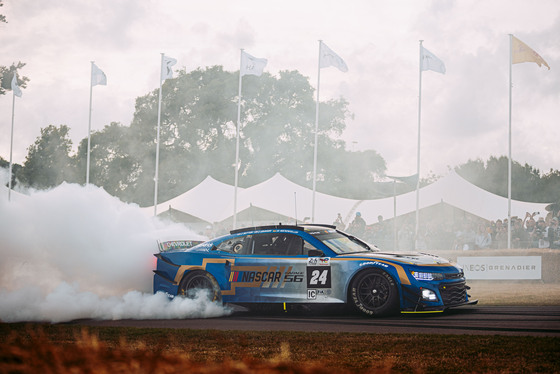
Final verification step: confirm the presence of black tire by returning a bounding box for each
[178,270,222,303]
[349,269,399,317]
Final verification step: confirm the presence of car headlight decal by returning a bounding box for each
[410,271,444,281]
[421,288,438,301]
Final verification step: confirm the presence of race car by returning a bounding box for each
[153,224,477,316]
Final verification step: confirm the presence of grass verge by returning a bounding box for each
[468,281,560,305]
[1,323,559,373]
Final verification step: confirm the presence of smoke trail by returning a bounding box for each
[0,178,231,322]
[0,285,228,323]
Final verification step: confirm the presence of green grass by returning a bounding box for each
[1,323,559,373]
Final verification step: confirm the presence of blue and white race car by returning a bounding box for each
[153,224,477,316]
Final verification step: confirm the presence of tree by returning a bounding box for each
[0,156,21,189]
[455,156,557,203]
[318,148,386,198]
[541,169,560,203]
[0,0,6,24]
[18,125,77,189]
[0,3,29,96]
[0,62,29,96]
[22,65,387,205]
[123,66,239,205]
[122,66,369,205]
[73,122,141,201]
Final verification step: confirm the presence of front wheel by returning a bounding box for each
[178,270,222,303]
[350,269,399,317]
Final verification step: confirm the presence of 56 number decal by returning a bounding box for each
[306,267,331,288]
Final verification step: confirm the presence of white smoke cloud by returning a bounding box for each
[0,180,231,323]
[0,285,229,323]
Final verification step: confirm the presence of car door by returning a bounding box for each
[223,232,309,303]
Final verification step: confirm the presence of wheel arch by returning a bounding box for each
[345,266,402,307]
[178,269,223,301]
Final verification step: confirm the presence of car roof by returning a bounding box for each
[229,223,336,235]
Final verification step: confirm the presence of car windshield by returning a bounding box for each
[309,229,375,254]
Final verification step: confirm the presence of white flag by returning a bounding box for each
[161,55,177,81]
[319,41,348,72]
[11,73,22,97]
[241,51,267,77]
[91,63,107,86]
[421,46,446,74]
[512,35,550,70]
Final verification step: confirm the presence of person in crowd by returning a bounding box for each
[492,220,504,248]
[333,213,344,230]
[347,212,366,237]
[524,214,538,248]
[536,217,550,248]
[475,223,492,249]
[454,220,476,250]
[512,217,529,248]
[367,224,382,248]
[549,217,560,249]
[373,215,389,248]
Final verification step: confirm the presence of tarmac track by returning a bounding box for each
[71,305,560,336]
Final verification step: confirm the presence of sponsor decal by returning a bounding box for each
[226,266,304,294]
[306,229,335,233]
[158,240,202,252]
[307,290,317,300]
[197,242,215,250]
[307,257,330,266]
[230,271,282,283]
[359,261,389,268]
[165,291,175,299]
[283,271,305,283]
[457,256,542,280]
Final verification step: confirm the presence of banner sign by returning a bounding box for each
[457,256,541,280]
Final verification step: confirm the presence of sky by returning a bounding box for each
[1,0,559,179]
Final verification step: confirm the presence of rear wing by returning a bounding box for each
[157,240,204,252]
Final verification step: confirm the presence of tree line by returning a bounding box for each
[2,66,390,205]
[1,66,558,205]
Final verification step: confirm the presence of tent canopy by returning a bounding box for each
[147,172,550,226]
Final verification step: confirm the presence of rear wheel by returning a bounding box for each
[350,269,399,317]
[179,270,222,303]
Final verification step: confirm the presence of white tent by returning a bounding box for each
[148,176,241,223]
[146,171,550,227]
[0,185,28,204]
[357,171,549,223]
[229,173,359,225]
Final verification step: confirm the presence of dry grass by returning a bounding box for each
[1,323,559,373]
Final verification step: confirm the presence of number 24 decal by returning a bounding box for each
[310,269,329,285]
[307,267,331,288]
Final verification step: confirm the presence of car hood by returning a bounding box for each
[339,251,453,266]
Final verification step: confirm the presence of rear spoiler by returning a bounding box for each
[157,240,204,252]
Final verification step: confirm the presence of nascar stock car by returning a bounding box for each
[153,224,477,316]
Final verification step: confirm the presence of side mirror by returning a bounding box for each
[307,249,325,257]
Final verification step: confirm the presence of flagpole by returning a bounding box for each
[86,61,94,185]
[393,180,397,250]
[415,41,423,249]
[8,84,16,202]
[234,49,244,229]
[154,53,164,216]
[507,34,513,249]
[312,40,322,223]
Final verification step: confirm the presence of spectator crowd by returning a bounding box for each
[345,209,560,251]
